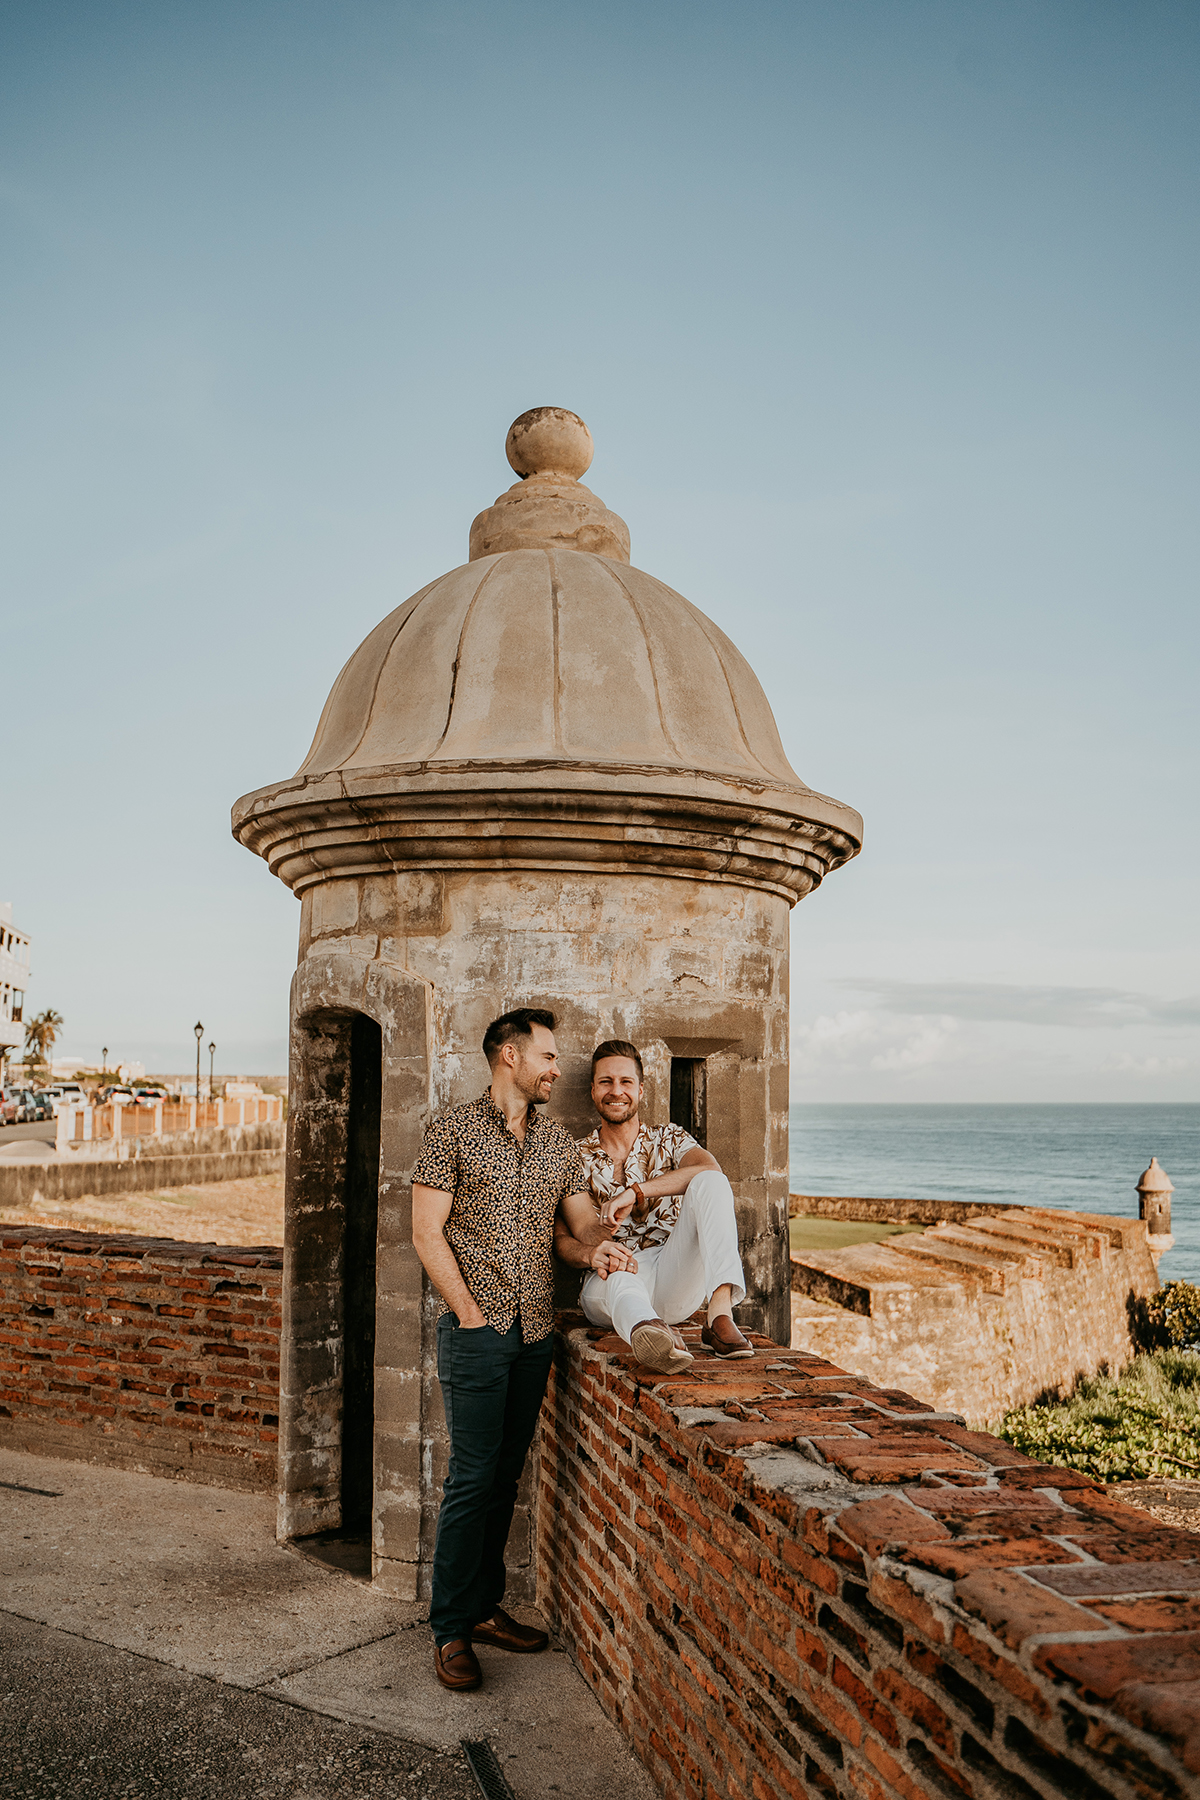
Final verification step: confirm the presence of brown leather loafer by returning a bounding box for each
[434,1637,482,1689]
[630,1317,694,1374]
[701,1315,755,1359]
[471,1607,549,1654]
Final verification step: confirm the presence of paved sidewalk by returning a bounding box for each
[0,1611,474,1800]
[0,1447,655,1800]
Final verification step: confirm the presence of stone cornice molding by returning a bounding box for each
[232,760,862,903]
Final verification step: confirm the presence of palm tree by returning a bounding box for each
[24,1008,64,1074]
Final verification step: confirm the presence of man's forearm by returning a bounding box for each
[556,1224,638,1270]
[568,1214,612,1249]
[413,1229,486,1325]
[555,1227,601,1269]
[636,1155,719,1201]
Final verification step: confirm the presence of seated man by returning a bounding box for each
[555,1039,754,1373]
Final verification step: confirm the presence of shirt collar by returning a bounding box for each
[480,1088,539,1136]
[587,1121,650,1164]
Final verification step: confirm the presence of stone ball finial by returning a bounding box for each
[506,407,594,482]
[469,406,626,560]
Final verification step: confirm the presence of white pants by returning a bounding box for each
[580,1168,746,1343]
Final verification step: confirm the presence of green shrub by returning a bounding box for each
[1000,1349,1200,1482]
[1145,1281,1200,1350]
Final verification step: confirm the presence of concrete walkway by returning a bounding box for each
[0,1123,60,1161]
[0,1446,655,1800]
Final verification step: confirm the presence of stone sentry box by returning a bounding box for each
[232,407,861,1597]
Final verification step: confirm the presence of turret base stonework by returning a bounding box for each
[294,867,793,1335]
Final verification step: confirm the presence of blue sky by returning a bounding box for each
[2,0,1196,1099]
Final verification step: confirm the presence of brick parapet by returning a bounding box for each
[0,1225,282,1488]
[537,1316,1200,1800]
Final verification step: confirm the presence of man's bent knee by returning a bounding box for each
[582,1268,648,1322]
[684,1168,736,1205]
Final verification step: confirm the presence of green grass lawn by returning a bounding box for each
[789,1216,925,1254]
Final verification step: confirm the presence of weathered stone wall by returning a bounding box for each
[275,865,791,1597]
[538,1316,1200,1800]
[790,1205,1160,1425]
[791,1194,1026,1227]
[297,866,791,1338]
[0,1226,281,1488]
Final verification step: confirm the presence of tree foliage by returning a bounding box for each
[1145,1281,1200,1350]
[22,1008,63,1069]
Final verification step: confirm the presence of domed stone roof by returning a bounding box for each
[233,408,862,901]
[298,550,810,792]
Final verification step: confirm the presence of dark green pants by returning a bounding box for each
[430,1315,554,1647]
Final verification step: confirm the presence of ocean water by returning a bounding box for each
[789,1104,1200,1286]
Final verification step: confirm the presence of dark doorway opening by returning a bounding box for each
[341,1013,381,1538]
[670,1058,707,1147]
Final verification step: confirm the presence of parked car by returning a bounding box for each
[0,1086,18,1126]
[50,1083,86,1116]
[34,1091,55,1121]
[15,1089,42,1123]
[98,1086,135,1105]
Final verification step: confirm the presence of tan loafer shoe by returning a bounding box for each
[630,1317,694,1374]
[701,1315,755,1359]
[472,1607,549,1653]
[434,1637,482,1690]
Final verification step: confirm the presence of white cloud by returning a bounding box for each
[836,978,1200,1030]
[869,1019,959,1071]
[791,1008,958,1078]
[1101,1052,1190,1077]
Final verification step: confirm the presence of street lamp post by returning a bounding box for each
[194,1022,203,1114]
[208,1041,216,1101]
[101,1047,108,1074]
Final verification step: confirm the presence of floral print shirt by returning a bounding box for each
[576,1121,699,1250]
[412,1091,585,1342]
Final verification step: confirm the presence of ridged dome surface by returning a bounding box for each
[298,548,806,793]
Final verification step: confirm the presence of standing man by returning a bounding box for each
[554,1040,755,1374]
[411,1007,635,1693]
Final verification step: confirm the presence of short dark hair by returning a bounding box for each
[482,1008,556,1068]
[590,1039,644,1082]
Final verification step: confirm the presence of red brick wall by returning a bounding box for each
[538,1317,1200,1800]
[0,1226,281,1489]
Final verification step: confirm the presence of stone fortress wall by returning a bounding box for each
[788,1198,1162,1424]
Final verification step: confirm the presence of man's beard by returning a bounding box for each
[514,1063,553,1106]
[597,1096,639,1124]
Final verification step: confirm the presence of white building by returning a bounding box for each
[0,901,31,1079]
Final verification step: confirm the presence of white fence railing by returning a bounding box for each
[57,1094,282,1150]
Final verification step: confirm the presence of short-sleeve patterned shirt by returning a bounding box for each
[576,1121,699,1250]
[411,1091,585,1343]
